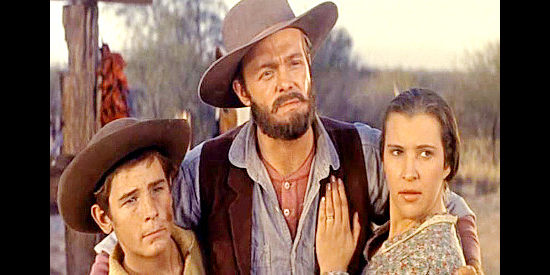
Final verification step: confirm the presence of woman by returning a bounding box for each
[316,88,474,274]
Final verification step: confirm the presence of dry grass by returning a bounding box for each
[458,137,500,184]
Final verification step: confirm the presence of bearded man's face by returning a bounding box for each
[233,28,316,140]
[250,88,316,140]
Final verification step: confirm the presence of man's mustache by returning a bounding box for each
[271,91,308,113]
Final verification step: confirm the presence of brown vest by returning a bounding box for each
[197,117,385,275]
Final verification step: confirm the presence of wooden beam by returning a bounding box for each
[61,3,102,275]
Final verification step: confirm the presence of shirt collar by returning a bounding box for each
[109,225,198,275]
[228,114,340,183]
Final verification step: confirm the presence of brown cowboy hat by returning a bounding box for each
[198,0,338,108]
[57,118,191,233]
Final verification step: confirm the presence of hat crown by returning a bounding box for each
[222,0,296,51]
[89,118,139,146]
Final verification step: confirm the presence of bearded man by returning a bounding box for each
[92,0,483,274]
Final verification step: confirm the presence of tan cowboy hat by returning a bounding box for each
[57,118,191,233]
[198,0,338,108]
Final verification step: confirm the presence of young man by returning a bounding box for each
[58,118,205,275]
[94,0,482,274]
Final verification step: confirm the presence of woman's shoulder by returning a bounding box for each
[413,214,466,272]
[366,214,465,274]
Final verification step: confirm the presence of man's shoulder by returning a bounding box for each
[351,121,381,148]
[183,124,246,166]
[319,116,380,149]
[182,141,205,167]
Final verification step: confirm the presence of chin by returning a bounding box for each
[140,237,172,257]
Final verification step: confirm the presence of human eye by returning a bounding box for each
[122,196,137,206]
[260,70,273,80]
[290,59,303,66]
[389,148,402,156]
[419,150,433,158]
[153,185,165,193]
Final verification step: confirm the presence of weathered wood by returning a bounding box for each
[50,154,75,215]
[62,3,102,275]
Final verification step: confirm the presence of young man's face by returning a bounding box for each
[234,28,315,140]
[383,113,450,221]
[105,157,174,258]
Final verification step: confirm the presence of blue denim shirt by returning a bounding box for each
[95,116,474,274]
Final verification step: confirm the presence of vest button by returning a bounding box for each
[284,181,291,190]
[283,208,290,216]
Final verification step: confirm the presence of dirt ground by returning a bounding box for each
[462,185,500,275]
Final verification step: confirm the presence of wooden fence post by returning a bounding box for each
[61,2,102,274]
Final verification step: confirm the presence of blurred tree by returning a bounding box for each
[457,40,500,139]
[312,27,375,125]
[108,0,226,145]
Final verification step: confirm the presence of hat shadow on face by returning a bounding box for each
[57,118,190,233]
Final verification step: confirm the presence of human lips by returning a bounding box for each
[142,227,167,240]
[398,190,422,202]
[272,92,307,113]
[278,98,300,108]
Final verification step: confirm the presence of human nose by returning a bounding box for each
[401,154,419,182]
[141,194,159,221]
[276,66,294,93]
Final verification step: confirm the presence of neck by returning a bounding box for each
[256,124,314,177]
[122,238,183,275]
[388,197,446,240]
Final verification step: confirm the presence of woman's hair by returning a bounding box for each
[379,88,461,183]
[93,148,178,216]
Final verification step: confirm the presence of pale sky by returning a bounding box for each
[50,0,499,71]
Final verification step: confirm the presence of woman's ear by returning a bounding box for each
[443,164,451,180]
[232,79,251,107]
[91,204,113,234]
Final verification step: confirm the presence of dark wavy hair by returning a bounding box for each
[379,88,461,182]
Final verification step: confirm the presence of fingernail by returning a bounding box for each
[327,182,331,190]
[321,196,325,203]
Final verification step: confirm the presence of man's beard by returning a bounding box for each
[250,89,316,140]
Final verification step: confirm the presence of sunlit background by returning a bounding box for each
[51,0,500,70]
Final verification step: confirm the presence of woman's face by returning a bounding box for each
[383,112,450,221]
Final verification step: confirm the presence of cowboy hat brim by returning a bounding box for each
[57,119,190,233]
[198,1,338,108]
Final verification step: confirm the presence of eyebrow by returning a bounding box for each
[385,144,437,149]
[416,144,437,150]
[257,61,278,71]
[117,178,166,203]
[287,53,303,60]
[385,144,403,149]
[256,52,304,70]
